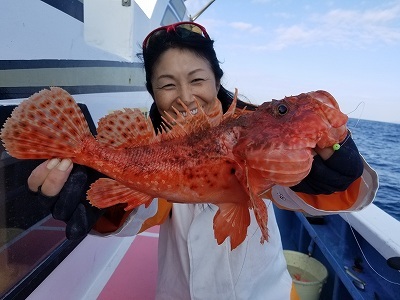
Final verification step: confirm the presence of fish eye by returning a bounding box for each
[277,104,288,115]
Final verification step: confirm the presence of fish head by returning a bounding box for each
[255,90,348,150]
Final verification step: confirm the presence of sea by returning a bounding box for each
[347,118,400,221]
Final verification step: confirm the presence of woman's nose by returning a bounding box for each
[179,86,194,106]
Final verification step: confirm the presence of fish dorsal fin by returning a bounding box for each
[96,108,159,148]
[87,178,153,210]
[159,90,242,141]
[206,97,225,127]
[159,97,223,142]
[223,88,238,121]
[225,88,252,120]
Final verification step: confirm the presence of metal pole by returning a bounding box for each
[189,0,216,21]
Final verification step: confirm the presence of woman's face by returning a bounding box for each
[151,48,220,122]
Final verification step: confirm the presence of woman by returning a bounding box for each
[28,22,376,299]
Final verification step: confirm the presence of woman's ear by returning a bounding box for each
[216,81,220,92]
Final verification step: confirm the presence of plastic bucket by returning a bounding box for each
[283,250,328,300]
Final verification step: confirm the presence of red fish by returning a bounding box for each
[1,87,347,250]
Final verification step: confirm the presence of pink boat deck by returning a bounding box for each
[97,226,160,300]
[1,217,160,299]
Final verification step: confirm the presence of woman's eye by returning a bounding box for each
[160,83,175,89]
[192,78,204,84]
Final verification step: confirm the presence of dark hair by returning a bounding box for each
[142,26,256,130]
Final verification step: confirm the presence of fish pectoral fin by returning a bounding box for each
[243,164,269,244]
[249,192,269,244]
[213,203,250,250]
[87,178,153,211]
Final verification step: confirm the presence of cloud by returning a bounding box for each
[264,2,400,50]
[229,21,263,34]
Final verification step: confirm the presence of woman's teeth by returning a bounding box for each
[181,108,198,117]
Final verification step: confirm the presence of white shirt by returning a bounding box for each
[155,201,292,300]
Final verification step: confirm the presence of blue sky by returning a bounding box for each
[185,0,400,123]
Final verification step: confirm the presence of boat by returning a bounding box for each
[0,0,399,299]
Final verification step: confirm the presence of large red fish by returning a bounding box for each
[1,87,347,250]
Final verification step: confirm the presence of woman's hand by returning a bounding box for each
[291,134,364,195]
[313,146,334,161]
[313,129,349,161]
[27,159,104,239]
[28,158,73,196]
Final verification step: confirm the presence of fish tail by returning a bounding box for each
[1,87,92,159]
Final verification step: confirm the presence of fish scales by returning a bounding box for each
[66,119,244,205]
[0,87,348,250]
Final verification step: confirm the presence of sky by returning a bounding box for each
[184,0,400,123]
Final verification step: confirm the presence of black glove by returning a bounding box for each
[290,135,364,195]
[36,165,104,240]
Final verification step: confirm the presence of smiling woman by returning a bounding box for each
[151,48,220,119]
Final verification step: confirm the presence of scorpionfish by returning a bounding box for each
[1,87,348,250]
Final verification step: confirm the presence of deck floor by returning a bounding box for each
[97,226,160,300]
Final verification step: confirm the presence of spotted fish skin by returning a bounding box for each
[0,87,348,250]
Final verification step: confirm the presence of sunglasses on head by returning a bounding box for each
[142,21,210,49]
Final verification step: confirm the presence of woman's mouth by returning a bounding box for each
[180,108,199,117]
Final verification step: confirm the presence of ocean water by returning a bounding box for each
[347,118,400,221]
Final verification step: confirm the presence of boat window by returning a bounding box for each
[161,6,180,26]
[169,0,186,20]
[0,104,94,299]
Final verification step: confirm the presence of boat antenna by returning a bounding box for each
[189,0,216,21]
